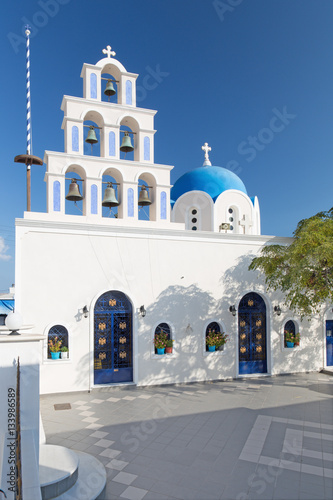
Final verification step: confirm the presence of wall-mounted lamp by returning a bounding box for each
[274,305,282,316]
[139,305,146,317]
[229,305,236,317]
[83,305,89,318]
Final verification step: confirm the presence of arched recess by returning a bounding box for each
[137,172,156,221]
[64,164,86,216]
[83,110,104,157]
[94,290,133,384]
[100,63,122,104]
[238,292,267,375]
[101,168,123,219]
[119,116,140,162]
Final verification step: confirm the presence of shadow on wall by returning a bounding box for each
[220,250,319,374]
[138,284,235,386]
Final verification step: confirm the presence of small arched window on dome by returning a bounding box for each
[188,207,200,231]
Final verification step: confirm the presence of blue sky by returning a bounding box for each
[1,0,332,291]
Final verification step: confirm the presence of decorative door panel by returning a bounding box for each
[326,320,333,366]
[238,293,267,375]
[94,291,133,384]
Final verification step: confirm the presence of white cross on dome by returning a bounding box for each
[202,142,212,166]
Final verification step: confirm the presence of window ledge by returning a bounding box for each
[43,358,72,364]
[203,349,226,357]
[282,345,301,352]
[151,352,176,359]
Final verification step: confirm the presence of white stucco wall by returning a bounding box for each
[14,218,326,395]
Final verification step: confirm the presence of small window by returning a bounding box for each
[206,322,221,352]
[192,209,197,215]
[228,208,233,214]
[48,325,68,359]
[192,226,197,231]
[284,320,298,348]
[154,323,172,354]
[192,218,197,223]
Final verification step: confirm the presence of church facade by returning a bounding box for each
[14,47,332,394]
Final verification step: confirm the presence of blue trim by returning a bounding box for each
[53,181,60,212]
[144,136,150,161]
[91,184,98,214]
[90,73,97,99]
[160,191,167,220]
[128,188,134,217]
[126,80,132,105]
[72,126,79,152]
[109,131,115,156]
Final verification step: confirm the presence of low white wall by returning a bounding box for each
[0,335,43,499]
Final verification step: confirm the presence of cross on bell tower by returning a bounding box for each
[202,142,212,166]
[102,45,116,58]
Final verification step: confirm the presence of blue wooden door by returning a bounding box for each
[94,291,133,384]
[238,293,267,375]
[326,320,333,366]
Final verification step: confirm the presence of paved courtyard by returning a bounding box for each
[40,372,333,500]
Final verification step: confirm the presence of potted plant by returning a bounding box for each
[215,331,229,351]
[60,346,69,359]
[165,339,174,354]
[294,332,300,346]
[153,330,168,354]
[206,330,219,352]
[285,331,295,348]
[48,336,62,359]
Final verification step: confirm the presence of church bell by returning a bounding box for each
[104,79,116,99]
[138,185,151,206]
[102,183,119,208]
[66,179,83,202]
[85,126,98,145]
[120,131,134,153]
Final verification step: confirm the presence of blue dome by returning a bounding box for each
[171,166,247,203]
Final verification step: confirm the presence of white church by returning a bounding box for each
[13,46,333,394]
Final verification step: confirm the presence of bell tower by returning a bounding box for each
[43,45,174,224]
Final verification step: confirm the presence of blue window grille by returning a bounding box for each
[48,325,68,359]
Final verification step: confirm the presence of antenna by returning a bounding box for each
[14,26,43,212]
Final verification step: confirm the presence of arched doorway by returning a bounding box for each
[238,292,267,375]
[94,291,133,384]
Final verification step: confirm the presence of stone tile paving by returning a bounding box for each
[40,373,333,500]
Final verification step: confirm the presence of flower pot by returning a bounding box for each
[51,352,60,359]
[217,345,224,351]
[60,351,69,359]
[208,345,216,352]
[157,348,165,355]
[286,341,294,348]
[165,347,173,354]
